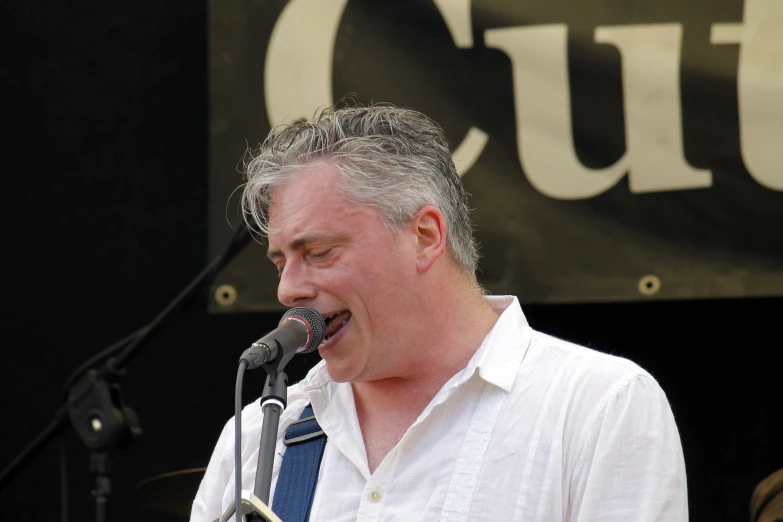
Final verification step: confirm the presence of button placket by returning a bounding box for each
[440,383,509,522]
[356,481,386,521]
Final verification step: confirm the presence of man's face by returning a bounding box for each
[266,162,418,383]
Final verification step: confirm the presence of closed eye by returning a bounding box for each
[310,248,332,260]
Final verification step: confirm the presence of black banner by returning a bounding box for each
[208,0,783,312]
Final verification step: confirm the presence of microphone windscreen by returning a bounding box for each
[281,307,325,353]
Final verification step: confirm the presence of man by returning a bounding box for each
[191,104,688,521]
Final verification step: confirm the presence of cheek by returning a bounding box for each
[321,237,415,303]
[365,236,416,275]
[358,259,411,301]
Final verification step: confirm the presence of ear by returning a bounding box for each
[411,205,448,273]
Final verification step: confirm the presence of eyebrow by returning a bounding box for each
[266,232,334,261]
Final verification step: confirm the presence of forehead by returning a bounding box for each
[269,162,342,221]
[266,163,364,248]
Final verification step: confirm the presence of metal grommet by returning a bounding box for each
[90,417,103,432]
[214,284,238,306]
[638,274,661,296]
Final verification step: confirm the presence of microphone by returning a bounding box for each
[240,307,325,370]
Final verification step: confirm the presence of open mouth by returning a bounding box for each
[322,310,352,343]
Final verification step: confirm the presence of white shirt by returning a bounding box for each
[191,296,688,521]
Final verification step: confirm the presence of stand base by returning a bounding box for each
[214,490,282,522]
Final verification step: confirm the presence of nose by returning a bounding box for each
[277,260,317,307]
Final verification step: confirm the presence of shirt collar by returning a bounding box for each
[472,295,533,392]
[301,295,532,393]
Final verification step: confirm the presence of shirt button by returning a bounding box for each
[369,490,382,502]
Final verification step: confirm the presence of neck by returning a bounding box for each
[353,274,499,415]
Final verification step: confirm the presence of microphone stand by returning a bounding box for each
[253,371,288,508]
[215,343,295,522]
[252,347,299,516]
[0,222,254,522]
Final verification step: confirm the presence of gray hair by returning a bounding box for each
[240,103,479,276]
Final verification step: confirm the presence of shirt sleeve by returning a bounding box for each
[569,373,688,522]
[190,418,233,522]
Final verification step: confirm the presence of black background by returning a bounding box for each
[1,1,781,521]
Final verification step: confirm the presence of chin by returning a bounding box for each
[323,361,357,384]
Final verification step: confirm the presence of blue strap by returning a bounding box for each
[271,405,327,522]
